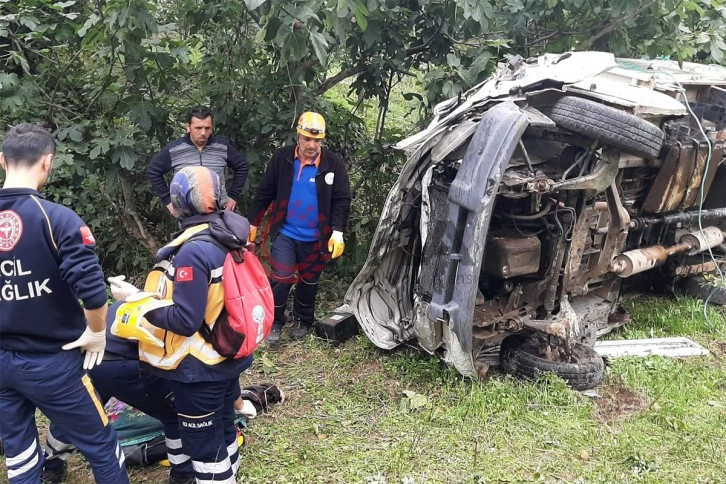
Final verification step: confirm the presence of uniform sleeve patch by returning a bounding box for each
[176,267,194,282]
[0,210,23,252]
[80,226,96,245]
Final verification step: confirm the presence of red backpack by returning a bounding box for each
[194,236,274,359]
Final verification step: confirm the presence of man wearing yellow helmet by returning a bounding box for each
[247,112,351,344]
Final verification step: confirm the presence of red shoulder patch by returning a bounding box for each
[80,226,96,245]
[176,267,194,282]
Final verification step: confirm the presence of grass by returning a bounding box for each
[1,294,724,483]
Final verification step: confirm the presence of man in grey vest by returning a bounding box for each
[147,106,249,215]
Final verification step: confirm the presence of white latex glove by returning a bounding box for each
[108,275,140,302]
[124,291,161,303]
[62,327,106,370]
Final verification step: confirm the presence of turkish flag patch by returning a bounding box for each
[80,226,96,245]
[176,267,194,282]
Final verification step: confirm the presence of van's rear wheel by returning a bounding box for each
[500,335,604,390]
[679,275,726,305]
[550,96,664,159]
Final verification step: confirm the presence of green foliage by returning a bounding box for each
[620,295,726,339]
[168,318,724,481]
[0,294,723,481]
[2,0,725,279]
[2,4,725,482]
[500,0,726,65]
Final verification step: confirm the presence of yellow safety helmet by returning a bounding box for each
[296,112,326,139]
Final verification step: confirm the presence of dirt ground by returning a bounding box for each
[592,378,650,424]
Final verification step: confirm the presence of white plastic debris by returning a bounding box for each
[594,337,710,358]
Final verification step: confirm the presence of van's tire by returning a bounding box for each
[500,335,604,390]
[550,96,664,159]
[679,275,726,305]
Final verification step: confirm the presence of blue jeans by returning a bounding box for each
[269,234,329,327]
[0,349,129,484]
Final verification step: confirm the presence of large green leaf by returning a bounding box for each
[110,146,138,170]
[309,30,329,65]
[89,139,111,160]
[352,0,368,31]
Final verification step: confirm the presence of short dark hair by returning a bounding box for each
[1,123,56,168]
[186,105,214,124]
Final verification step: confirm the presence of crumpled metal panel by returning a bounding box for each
[397,52,617,152]
[344,127,448,349]
[428,102,530,353]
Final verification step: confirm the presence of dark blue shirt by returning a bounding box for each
[0,188,108,353]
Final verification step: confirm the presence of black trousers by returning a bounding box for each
[269,234,329,327]
[171,378,239,483]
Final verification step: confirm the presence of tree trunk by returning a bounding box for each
[118,173,161,254]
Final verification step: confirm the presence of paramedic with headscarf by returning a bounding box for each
[108,166,252,483]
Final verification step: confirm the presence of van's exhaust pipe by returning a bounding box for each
[610,226,724,277]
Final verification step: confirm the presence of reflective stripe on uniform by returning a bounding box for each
[6,439,37,466]
[140,332,225,369]
[29,195,57,252]
[7,454,39,479]
[165,436,190,465]
[168,452,191,465]
[227,439,240,475]
[81,374,109,426]
[115,441,126,467]
[138,224,227,370]
[192,459,232,473]
[6,439,39,479]
[192,457,235,483]
[165,437,183,450]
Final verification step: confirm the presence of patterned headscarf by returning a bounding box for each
[170,166,221,217]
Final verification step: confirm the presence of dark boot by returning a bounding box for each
[266,324,283,345]
[168,471,196,484]
[41,460,68,484]
[291,319,312,340]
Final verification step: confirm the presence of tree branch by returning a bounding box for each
[581,0,658,50]
[315,63,368,95]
